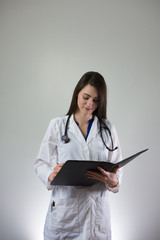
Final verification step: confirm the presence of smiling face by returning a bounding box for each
[67,71,107,119]
[76,84,99,116]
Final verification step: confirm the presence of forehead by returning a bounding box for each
[80,84,98,97]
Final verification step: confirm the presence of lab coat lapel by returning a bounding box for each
[86,116,100,144]
[68,115,87,144]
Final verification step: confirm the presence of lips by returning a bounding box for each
[85,107,92,111]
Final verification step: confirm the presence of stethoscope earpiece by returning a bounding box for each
[61,135,70,143]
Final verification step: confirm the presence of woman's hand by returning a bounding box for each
[48,163,64,182]
[86,166,119,188]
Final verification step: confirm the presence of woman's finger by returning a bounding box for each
[86,171,107,182]
[113,165,120,174]
[97,167,109,176]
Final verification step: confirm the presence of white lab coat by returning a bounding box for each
[35,115,123,240]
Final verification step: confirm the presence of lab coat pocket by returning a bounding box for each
[95,197,111,233]
[48,198,80,233]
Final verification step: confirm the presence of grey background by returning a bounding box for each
[1,1,160,240]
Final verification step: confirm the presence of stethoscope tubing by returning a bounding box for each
[98,118,118,151]
[61,115,118,151]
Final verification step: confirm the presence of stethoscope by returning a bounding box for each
[61,115,118,152]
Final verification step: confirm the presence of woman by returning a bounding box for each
[34,71,123,240]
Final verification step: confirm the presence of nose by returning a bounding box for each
[88,99,94,107]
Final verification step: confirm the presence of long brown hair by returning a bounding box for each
[67,71,107,119]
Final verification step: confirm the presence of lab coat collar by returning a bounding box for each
[68,115,100,144]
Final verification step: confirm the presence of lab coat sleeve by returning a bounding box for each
[34,119,59,190]
[105,123,123,193]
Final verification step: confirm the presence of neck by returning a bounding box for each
[74,112,93,125]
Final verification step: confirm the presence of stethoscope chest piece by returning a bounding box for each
[61,135,70,143]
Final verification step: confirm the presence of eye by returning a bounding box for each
[83,96,89,100]
[93,98,99,103]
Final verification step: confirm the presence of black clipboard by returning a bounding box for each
[50,148,148,186]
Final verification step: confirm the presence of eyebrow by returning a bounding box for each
[83,93,99,99]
